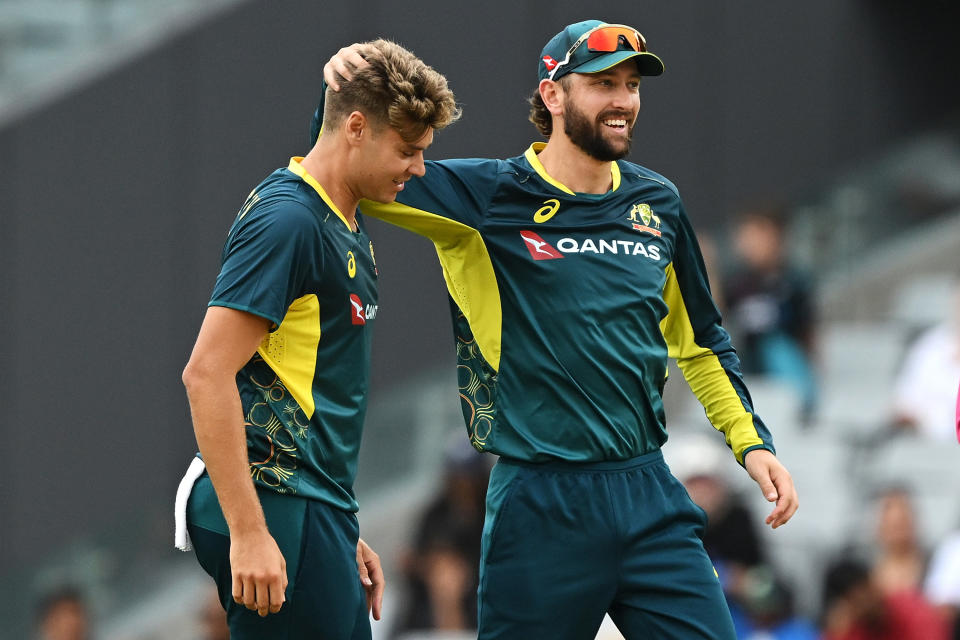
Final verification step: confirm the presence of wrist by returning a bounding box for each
[226,515,269,539]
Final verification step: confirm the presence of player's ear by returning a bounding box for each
[344,111,367,145]
[539,79,564,117]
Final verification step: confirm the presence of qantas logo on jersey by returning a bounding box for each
[520,230,564,260]
[520,231,661,261]
[349,294,379,325]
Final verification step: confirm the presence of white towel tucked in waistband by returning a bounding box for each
[174,456,206,551]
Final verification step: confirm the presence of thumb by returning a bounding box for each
[758,474,778,502]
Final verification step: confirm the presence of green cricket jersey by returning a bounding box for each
[208,157,379,511]
[358,145,773,465]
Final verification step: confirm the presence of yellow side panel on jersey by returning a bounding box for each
[257,293,321,418]
[659,263,763,463]
[359,200,502,371]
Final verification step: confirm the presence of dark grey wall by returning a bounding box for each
[2,0,958,604]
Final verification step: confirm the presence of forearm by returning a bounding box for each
[185,371,266,536]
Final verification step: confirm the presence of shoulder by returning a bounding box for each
[425,157,511,182]
[237,171,323,235]
[616,160,681,199]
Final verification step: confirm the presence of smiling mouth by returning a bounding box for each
[602,117,629,131]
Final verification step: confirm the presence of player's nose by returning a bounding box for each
[409,152,426,177]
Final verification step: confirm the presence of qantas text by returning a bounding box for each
[555,237,661,260]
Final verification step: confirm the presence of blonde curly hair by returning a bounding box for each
[324,39,461,142]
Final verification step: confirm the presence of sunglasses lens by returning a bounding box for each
[586,27,644,53]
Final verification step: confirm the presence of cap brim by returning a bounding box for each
[573,50,664,77]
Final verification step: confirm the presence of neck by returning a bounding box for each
[299,136,360,229]
[536,133,614,194]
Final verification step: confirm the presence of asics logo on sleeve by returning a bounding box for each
[520,230,564,260]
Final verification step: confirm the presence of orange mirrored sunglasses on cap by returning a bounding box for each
[548,24,647,81]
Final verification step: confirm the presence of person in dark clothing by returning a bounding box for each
[393,435,492,637]
[724,206,817,420]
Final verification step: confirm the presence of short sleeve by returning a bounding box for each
[209,199,323,328]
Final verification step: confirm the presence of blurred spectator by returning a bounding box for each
[667,434,765,598]
[870,486,927,596]
[35,586,90,640]
[891,277,960,442]
[200,585,230,640]
[820,558,948,640]
[724,205,817,421]
[729,565,818,640]
[667,433,820,640]
[925,530,960,639]
[392,432,492,638]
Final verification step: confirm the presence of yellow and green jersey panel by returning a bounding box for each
[208,157,379,511]
[359,145,773,464]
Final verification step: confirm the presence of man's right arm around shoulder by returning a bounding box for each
[182,306,287,618]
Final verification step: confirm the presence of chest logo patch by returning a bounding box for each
[347,251,357,278]
[533,198,560,223]
[520,230,564,260]
[628,203,662,237]
[349,294,366,325]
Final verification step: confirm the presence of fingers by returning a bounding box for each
[233,573,286,617]
[766,472,799,529]
[231,552,287,617]
[744,449,799,529]
[323,62,342,92]
[267,565,287,615]
[368,558,385,620]
[356,541,373,587]
[357,538,384,620]
[757,476,778,503]
[324,44,369,91]
[232,571,243,607]
[364,547,385,621]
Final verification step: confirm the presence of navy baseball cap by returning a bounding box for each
[539,19,664,82]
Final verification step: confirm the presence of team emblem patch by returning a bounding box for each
[628,203,662,237]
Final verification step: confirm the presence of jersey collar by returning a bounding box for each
[286,157,354,231]
[523,142,622,195]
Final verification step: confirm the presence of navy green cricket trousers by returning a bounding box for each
[187,474,371,640]
[478,450,736,639]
